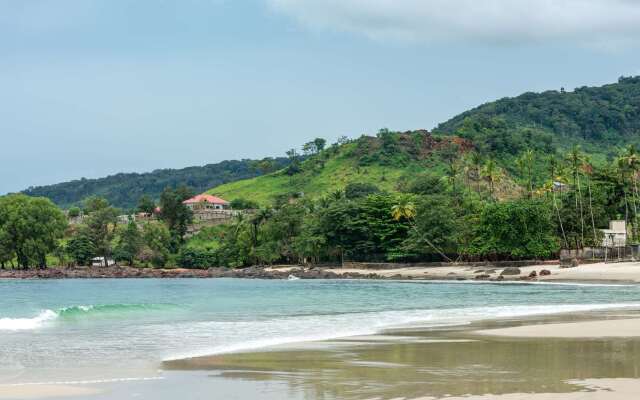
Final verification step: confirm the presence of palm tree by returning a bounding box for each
[620,145,640,242]
[390,197,452,262]
[446,160,461,196]
[581,156,598,244]
[481,158,501,200]
[616,156,631,240]
[391,198,416,221]
[566,146,585,247]
[469,152,483,194]
[548,155,569,249]
[329,189,345,201]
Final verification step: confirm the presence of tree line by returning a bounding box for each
[3,140,640,269]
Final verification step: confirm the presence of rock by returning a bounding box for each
[528,271,538,278]
[496,275,504,281]
[571,258,580,268]
[448,272,457,275]
[475,274,491,280]
[500,267,521,276]
[539,269,551,276]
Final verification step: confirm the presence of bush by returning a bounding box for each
[344,182,380,199]
[230,198,259,210]
[177,247,217,269]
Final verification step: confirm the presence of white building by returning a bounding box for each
[601,220,627,247]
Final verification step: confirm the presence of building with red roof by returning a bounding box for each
[182,194,230,211]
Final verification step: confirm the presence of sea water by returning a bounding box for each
[1,278,640,384]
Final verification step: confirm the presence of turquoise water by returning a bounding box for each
[2,278,640,384]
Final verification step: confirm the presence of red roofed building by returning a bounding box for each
[182,194,230,211]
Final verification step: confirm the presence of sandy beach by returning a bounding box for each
[267,260,640,283]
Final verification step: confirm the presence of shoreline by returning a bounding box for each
[162,307,640,400]
[3,261,640,284]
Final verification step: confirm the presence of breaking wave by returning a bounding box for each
[0,303,173,331]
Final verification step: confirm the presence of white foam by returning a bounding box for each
[0,376,164,387]
[164,302,640,361]
[0,310,58,331]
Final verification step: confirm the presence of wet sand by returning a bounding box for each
[164,309,640,400]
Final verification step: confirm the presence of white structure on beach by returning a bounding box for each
[601,220,627,247]
[91,257,116,267]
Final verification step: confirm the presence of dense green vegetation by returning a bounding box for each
[21,158,290,210]
[435,76,640,155]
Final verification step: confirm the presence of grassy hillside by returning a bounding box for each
[22,158,290,210]
[208,130,505,205]
[209,77,640,205]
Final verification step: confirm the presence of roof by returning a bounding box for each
[183,194,229,205]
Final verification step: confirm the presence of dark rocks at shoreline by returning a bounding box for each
[500,267,521,276]
[540,269,551,276]
[0,265,386,280]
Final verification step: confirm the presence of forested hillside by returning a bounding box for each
[22,158,290,210]
[435,76,640,155]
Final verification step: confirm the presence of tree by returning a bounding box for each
[402,173,446,196]
[391,196,453,262]
[66,229,96,266]
[566,146,586,247]
[137,195,156,215]
[313,138,327,153]
[84,197,119,267]
[344,182,380,199]
[481,158,501,200]
[467,199,559,259]
[142,223,172,267]
[113,221,142,265]
[68,206,81,218]
[469,152,484,194]
[517,149,535,198]
[158,186,194,251]
[402,195,459,260]
[0,194,67,268]
[230,198,259,210]
[0,223,14,269]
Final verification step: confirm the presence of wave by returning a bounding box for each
[0,303,173,331]
[0,310,58,331]
[164,301,640,361]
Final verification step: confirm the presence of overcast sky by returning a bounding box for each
[3,0,640,194]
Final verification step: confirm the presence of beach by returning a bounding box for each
[3,277,640,399]
[164,309,640,400]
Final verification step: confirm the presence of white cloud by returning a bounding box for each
[267,0,640,47]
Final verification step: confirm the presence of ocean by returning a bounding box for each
[2,278,640,386]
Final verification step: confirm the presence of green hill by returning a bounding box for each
[434,76,640,156]
[208,77,640,205]
[22,158,290,210]
[208,130,493,205]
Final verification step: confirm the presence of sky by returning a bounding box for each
[2,0,640,194]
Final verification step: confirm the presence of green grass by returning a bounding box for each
[207,145,426,205]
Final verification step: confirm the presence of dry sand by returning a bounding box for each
[270,261,640,283]
[476,318,640,338]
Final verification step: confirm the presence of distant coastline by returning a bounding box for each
[2,262,640,284]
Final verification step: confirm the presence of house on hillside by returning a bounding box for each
[601,220,627,247]
[183,194,230,211]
